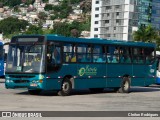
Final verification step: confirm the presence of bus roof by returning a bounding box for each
[12,34,156,48]
[46,34,156,48]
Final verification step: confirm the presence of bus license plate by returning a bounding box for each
[30,83,37,87]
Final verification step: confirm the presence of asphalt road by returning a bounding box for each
[0,78,160,120]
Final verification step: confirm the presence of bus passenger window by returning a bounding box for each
[64,53,71,62]
[107,46,119,63]
[71,54,76,62]
[144,48,155,64]
[63,44,76,63]
[93,45,106,63]
[77,44,91,63]
[133,48,145,64]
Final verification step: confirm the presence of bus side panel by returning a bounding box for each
[45,64,78,90]
[75,64,106,89]
[107,64,132,87]
[145,64,156,86]
[44,78,61,90]
[131,65,145,86]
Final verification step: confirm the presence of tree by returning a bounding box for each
[44,4,53,11]
[80,0,92,14]
[51,21,81,37]
[0,17,29,36]
[51,22,71,36]
[5,0,21,7]
[38,12,48,21]
[133,25,158,42]
[22,0,35,5]
[71,29,79,37]
[42,0,49,3]
[25,25,43,34]
[13,6,21,12]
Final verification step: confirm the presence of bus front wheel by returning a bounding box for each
[118,77,130,93]
[58,78,72,96]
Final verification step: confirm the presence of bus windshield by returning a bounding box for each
[6,44,45,73]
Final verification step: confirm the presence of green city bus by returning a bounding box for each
[5,35,156,96]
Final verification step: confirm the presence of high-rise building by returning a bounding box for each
[91,0,160,41]
[151,0,160,29]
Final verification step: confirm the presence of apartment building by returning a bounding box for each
[91,0,160,41]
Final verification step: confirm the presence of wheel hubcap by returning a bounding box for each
[62,82,69,92]
[123,81,129,91]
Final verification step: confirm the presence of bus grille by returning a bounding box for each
[14,80,29,83]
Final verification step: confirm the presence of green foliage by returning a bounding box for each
[13,6,21,12]
[80,17,91,31]
[44,4,53,11]
[133,25,158,42]
[70,0,82,4]
[50,15,57,20]
[38,12,48,21]
[43,29,52,34]
[0,0,35,7]
[80,0,91,13]
[0,17,29,36]
[156,37,160,51]
[25,25,43,34]
[24,0,35,5]
[42,0,49,3]
[51,21,80,37]
[3,0,21,7]
[50,20,90,37]
[51,1,72,19]
[132,25,160,50]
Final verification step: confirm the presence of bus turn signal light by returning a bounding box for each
[39,80,43,83]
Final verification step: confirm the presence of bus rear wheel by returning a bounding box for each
[118,77,130,93]
[58,78,72,96]
[28,90,41,95]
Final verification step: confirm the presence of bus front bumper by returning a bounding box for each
[5,79,43,89]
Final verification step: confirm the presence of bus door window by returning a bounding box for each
[53,46,61,64]
[144,48,155,64]
[47,43,61,64]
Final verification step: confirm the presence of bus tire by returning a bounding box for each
[118,77,130,93]
[58,78,72,96]
[28,90,41,95]
[90,88,104,93]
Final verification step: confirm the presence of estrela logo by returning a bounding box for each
[78,65,97,76]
